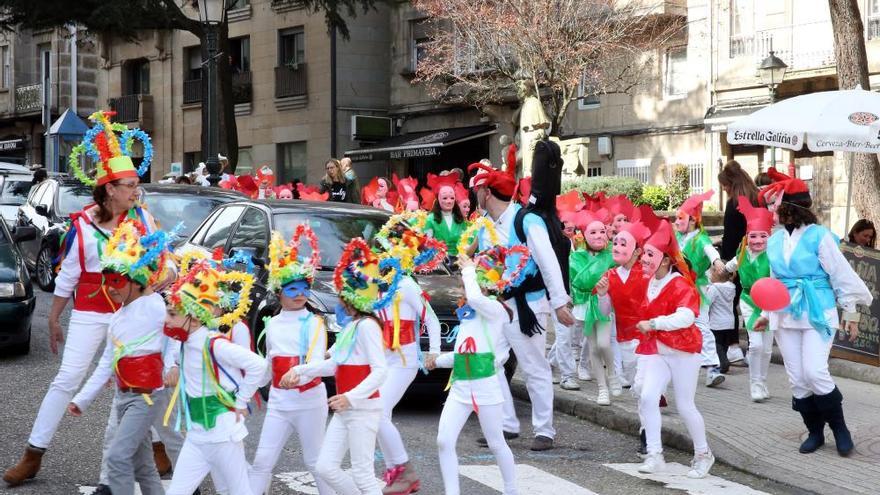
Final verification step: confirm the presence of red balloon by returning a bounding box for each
[750,277,791,311]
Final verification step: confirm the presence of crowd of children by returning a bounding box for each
[3,112,874,494]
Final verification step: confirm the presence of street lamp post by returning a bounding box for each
[197,0,226,187]
[759,50,788,171]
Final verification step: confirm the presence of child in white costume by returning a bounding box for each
[163,259,266,495]
[249,227,331,494]
[282,238,398,495]
[430,246,522,495]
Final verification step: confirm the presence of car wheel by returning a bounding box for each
[10,328,30,356]
[36,245,57,292]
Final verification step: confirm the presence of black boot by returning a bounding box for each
[791,396,825,453]
[814,387,854,456]
[638,429,647,456]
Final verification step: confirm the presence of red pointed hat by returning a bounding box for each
[468,162,490,188]
[516,177,531,205]
[606,195,637,220]
[584,191,607,212]
[617,221,652,247]
[758,167,811,206]
[392,174,419,203]
[561,208,607,233]
[453,183,469,203]
[467,162,516,199]
[556,190,585,214]
[426,172,461,193]
[638,205,662,233]
[678,189,715,223]
[736,195,774,233]
[645,220,694,281]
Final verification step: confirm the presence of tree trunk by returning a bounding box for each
[829,0,880,227]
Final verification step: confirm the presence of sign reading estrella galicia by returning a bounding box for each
[730,130,799,147]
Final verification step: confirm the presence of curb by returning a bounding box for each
[510,379,837,495]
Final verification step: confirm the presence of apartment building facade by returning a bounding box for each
[0,26,98,167]
[95,0,390,183]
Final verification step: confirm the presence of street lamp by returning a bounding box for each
[196,0,227,187]
[759,50,788,171]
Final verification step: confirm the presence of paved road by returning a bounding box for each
[0,290,813,494]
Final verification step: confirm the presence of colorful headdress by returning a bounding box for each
[68,111,152,187]
[457,216,500,254]
[606,195,638,221]
[375,211,446,274]
[737,195,774,233]
[758,167,811,206]
[168,258,254,329]
[677,190,715,225]
[334,238,402,313]
[267,225,321,291]
[256,166,275,185]
[462,219,529,292]
[645,220,693,281]
[101,219,174,287]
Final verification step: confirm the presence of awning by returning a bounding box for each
[344,124,497,162]
[703,105,767,132]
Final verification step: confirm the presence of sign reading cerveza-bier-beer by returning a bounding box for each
[833,242,880,366]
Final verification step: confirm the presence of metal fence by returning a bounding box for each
[615,159,651,184]
[275,64,307,98]
[664,162,705,194]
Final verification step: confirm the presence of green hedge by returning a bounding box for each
[638,185,669,211]
[667,164,690,210]
[561,176,643,203]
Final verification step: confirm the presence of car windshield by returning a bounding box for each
[273,211,389,267]
[142,194,224,238]
[0,177,32,205]
[59,184,94,215]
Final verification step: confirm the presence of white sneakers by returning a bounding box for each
[596,387,611,406]
[577,364,593,381]
[758,382,770,400]
[750,381,770,401]
[687,451,715,479]
[560,377,581,391]
[608,375,623,397]
[638,453,666,473]
[705,367,725,387]
[727,346,745,364]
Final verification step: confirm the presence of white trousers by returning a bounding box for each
[495,311,555,438]
[577,331,591,370]
[611,321,623,379]
[100,388,185,485]
[774,327,835,399]
[166,439,253,495]
[616,340,639,385]
[550,319,577,380]
[695,304,720,367]
[747,329,774,384]
[29,311,110,448]
[249,405,331,494]
[437,401,517,495]
[377,365,418,469]
[316,409,383,495]
[585,320,616,390]
[638,353,708,455]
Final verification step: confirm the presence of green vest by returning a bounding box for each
[452,353,496,381]
[737,248,770,331]
[678,230,712,303]
[187,394,233,430]
[569,247,615,335]
[427,215,467,256]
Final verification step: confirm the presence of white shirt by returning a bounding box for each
[435,267,506,406]
[765,225,872,330]
[228,321,253,351]
[378,276,441,368]
[262,309,328,411]
[295,317,387,410]
[180,326,267,443]
[706,281,736,331]
[72,293,172,412]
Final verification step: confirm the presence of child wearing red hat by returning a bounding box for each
[723,196,775,402]
[631,221,714,478]
[673,190,725,388]
[753,169,871,457]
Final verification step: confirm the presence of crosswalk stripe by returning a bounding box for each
[79,480,172,494]
[604,463,772,495]
[460,464,600,494]
[275,471,386,494]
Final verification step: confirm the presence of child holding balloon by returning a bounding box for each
[753,169,871,457]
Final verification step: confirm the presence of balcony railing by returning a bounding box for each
[753,21,836,71]
[275,64,307,98]
[729,35,754,58]
[109,94,141,123]
[869,17,880,40]
[15,83,42,114]
[183,71,252,105]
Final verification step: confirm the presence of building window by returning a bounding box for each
[229,36,250,73]
[1,46,9,89]
[663,46,688,98]
[185,46,202,81]
[277,141,307,184]
[615,159,651,184]
[729,0,754,57]
[279,28,305,67]
[578,74,600,110]
[586,165,602,177]
[409,19,430,73]
[869,0,880,40]
[124,58,150,95]
[228,0,250,9]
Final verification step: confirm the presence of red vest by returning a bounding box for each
[381,319,417,348]
[116,353,163,390]
[271,356,321,392]
[607,263,649,343]
[335,364,380,399]
[635,275,702,355]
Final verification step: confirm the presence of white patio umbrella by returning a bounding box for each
[726,86,880,230]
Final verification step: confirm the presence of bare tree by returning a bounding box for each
[411,0,685,136]
[828,0,880,226]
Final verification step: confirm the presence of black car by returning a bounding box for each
[16,179,246,292]
[0,220,37,355]
[17,177,93,292]
[0,172,35,230]
[176,199,463,394]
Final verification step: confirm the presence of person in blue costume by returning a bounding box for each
[753,168,871,457]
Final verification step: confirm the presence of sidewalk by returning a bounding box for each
[511,360,880,495]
